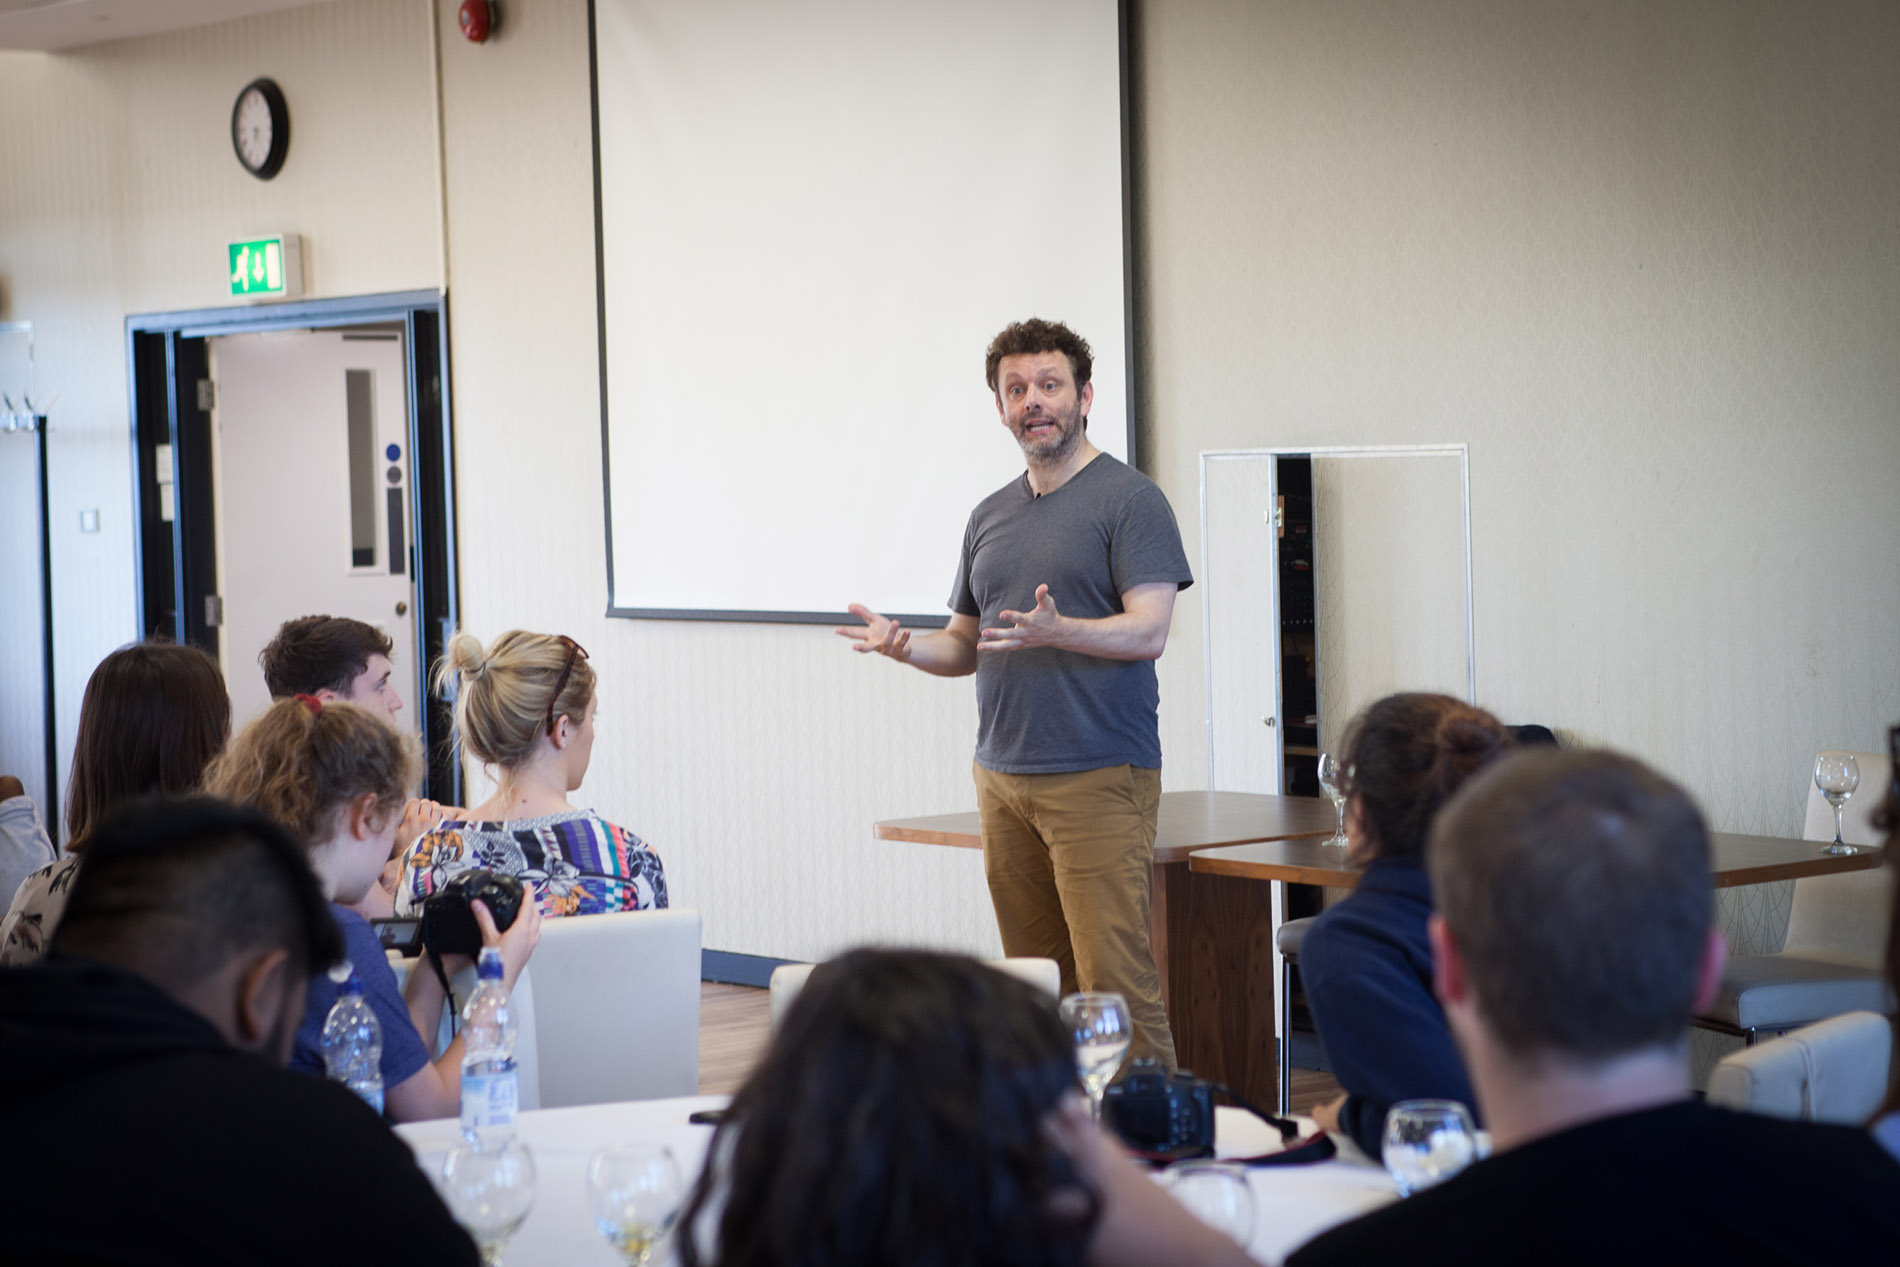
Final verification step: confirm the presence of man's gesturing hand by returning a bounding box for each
[835,603,911,661]
[980,584,1064,652]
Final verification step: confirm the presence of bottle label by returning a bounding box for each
[461,1065,518,1134]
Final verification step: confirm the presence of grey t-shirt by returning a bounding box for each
[950,454,1193,774]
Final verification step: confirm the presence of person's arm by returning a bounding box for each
[387,895,542,1124]
[976,581,1177,661]
[835,607,980,677]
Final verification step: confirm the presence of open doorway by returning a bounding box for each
[126,291,460,803]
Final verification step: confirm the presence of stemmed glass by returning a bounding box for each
[439,1139,537,1265]
[1161,1160,1256,1246]
[1381,1100,1478,1198]
[1317,752,1349,848]
[1814,753,1861,855]
[587,1143,684,1265]
[1060,992,1132,1123]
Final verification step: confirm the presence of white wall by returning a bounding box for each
[0,0,440,811]
[3,0,1896,972]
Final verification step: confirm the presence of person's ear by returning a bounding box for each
[1078,378,1093,421]
[234,947,296,1056]
[1689,927,1728,1016]
[313,688,340,703]
[1429,913,1467,1007]
[345,791,383,842]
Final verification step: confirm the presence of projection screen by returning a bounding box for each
[592,0,1130,622]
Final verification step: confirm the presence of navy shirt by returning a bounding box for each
[290,904,432,1093]
[1299,856,1477,1157]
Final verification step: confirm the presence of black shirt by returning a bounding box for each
[1288,1100,1900,1265]
[0,954,479,1266]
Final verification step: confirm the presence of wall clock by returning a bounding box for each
[231,78,290,181]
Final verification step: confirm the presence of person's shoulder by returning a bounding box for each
[1288,1161,1505,1266]
[970,472,1031,518]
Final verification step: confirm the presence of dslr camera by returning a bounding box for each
[1102,1060,1216,1159]
[420,869,525,958]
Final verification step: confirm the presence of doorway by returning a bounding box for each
[126,291,460,803]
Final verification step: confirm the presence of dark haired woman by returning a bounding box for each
[1872,730,1899,1160]
[1302,692,1512,1157]
[679,948,1250,1267]
[0,641,231,965]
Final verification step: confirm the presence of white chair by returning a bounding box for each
[1697,750,1894,1043]
[529,909,702,1107]
[389,907,702,1108]
[1707,1011,1892,1125]
[768,956,1061,1032]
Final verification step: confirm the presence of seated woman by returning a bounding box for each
[1303,692,1511,1158]
[394,630,666,918]
[0,641,230,964]
[203,696,540,1123]
[680,948,1251,1267]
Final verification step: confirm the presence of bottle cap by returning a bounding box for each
[327,961,352,985]
[477,947,504,981]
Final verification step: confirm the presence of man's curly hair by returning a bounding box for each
[984,318,1093,395]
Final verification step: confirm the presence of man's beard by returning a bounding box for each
[1012,403,1085,463]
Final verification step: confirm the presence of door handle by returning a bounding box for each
[395,601,408,617]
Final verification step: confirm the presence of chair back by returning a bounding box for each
[1788,749,1893,962]
[768,956,1061,1032]
[529,909,702,1107]
[1707,1011,1893,1125]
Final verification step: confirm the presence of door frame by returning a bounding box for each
[125,289,462,804]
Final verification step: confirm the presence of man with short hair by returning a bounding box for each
[0,796,479,1264]
[840,318,1192,1067]
[261,613,404,715]
[262,613,453,870]
[1289,749,1900,1264]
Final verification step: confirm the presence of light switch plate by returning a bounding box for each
[79,509,100,533]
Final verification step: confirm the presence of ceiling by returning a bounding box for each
[0,0,337,52]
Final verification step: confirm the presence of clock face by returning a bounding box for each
[231,78,289,180]
[235,88,274,169]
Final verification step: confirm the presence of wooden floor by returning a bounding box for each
[697,982,1342,1112]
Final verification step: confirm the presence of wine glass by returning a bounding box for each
[1814,752,1861,855]
[439,1139,537,1265]
[1060,992,1132,1123]
[587,1143,684,1265]
[1161,1160,1256,1245]
[1317,752,1349,847]
[1381,1100,1478,1198]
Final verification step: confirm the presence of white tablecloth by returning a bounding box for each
[396,1098,1397,1266]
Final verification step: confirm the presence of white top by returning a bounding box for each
[395,1096,1397,1265]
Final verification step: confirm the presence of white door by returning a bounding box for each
[1202,452,1284,794]
[210,328,419,731]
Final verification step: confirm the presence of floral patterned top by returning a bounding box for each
[393,810,667,919]
[0,855,82,968]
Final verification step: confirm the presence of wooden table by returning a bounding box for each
[1189,831,1886,888]
[875,790,1338,1104]
[1188,831,1886,1108]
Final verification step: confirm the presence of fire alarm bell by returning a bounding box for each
[459,0,494,43]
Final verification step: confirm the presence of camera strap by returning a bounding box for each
[1210,1081,1338,1167]
[427,949,461,1038]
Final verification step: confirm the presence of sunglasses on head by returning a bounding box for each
[547,636,589,737]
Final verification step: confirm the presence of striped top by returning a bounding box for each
[394,810,667,918]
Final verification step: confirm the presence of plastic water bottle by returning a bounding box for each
[460,947,518,1145]
[321,963,384,1115]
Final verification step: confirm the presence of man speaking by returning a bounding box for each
[839,319,1191,1067]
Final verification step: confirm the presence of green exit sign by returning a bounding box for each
[228,234,303,300]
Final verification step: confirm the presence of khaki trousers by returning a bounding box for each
[973,762,1177,1071]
